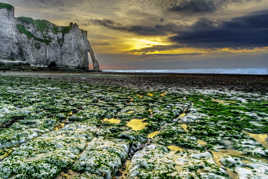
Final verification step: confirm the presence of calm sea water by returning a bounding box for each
[103,68,268,75]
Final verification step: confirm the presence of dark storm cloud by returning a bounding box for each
[7,0,75,8]
[168,0,258,14]
[169,0,225,14]
[170,10,268,48]
[12,0,257,13]
[90,19,179,36]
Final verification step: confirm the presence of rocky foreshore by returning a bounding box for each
[0,74,267,178]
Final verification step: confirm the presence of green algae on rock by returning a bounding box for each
[0,76,267,178]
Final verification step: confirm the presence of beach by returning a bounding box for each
[1,71,268,92]
[0,71,267,178]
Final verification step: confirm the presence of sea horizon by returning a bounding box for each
[102,68,268,75]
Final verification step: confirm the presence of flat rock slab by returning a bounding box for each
[0,75,267,179]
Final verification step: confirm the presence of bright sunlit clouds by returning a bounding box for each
[130,38,169,50]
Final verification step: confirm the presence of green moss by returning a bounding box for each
[52,26,60,34]
[0,3,14,10]
[18,17,51,33]
[16,24,51,45]
[35,19,51,33]
[17,17,34,24]
[17,16,73,46]
[52,25,72,35]
[0,76,267,178]
[17,16,72,35]
[61,26,72,34]
[16,24,34,39]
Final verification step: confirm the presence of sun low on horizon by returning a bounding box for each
[3,0,268,70]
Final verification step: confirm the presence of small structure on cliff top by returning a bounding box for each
[0,3,100,71]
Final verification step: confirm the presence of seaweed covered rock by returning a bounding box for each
[0,76,268,178]
[0,3,100,70]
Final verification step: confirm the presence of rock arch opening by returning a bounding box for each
[88,42,100,72]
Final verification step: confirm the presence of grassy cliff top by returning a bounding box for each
[16,16,73,45]
[0,2,14,10]
[17,16,72,34]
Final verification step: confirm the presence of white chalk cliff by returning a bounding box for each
[0,3,100,71]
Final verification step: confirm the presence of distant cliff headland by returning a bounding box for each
[0,3,100,71]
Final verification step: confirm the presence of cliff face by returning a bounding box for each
[0,3,100,70]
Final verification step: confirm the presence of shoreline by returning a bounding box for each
[101,71,268,77]
[1,70,268,92]
[1,69,268,76]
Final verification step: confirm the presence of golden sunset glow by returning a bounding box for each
[219,47,268,54]
[128,38,171,51]
[130,47,210,55]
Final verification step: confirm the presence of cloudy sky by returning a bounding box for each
[2,0,268,70]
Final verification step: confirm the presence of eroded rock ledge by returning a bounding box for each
[0,3,100,71]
